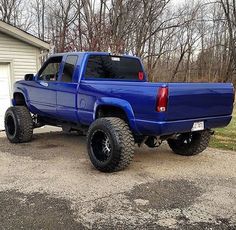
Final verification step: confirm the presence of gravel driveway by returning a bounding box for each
[0,128,235,229]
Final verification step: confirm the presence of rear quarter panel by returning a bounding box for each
[77,80,164,130]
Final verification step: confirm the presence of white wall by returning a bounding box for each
[0,31,41,130]
[0,31,40,85]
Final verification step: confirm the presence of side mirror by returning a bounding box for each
[24,74,34,81]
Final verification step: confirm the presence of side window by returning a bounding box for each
[61,55,78,82]
[38,56,62,81]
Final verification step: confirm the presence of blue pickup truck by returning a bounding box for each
[4,52,235,172]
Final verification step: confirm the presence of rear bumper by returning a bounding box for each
[132,115,232,136]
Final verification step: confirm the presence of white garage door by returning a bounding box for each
[0,63,11,130]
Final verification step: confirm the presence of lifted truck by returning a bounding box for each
[4,52,235,172]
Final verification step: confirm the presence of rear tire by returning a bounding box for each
[167,130,211,156]
[5,106,33,143]
[87,117,135,172]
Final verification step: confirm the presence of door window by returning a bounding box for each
[38,56,62,81]
[61,55,78,82]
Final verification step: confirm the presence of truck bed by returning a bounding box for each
[79,80,234,135]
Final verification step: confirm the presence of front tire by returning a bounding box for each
[5,106,33,143]
[167,130,211,156]
[87,117,135,172]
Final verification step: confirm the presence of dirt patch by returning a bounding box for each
[0,190,82,230]
[73,179,236,229]
[36,143,63,149]
[126,179,203,211]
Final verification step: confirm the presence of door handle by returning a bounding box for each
[39,81,48,87]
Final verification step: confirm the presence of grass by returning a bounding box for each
[209,107,236,151]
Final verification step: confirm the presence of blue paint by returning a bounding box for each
[13,52,234,136]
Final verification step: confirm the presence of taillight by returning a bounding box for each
[156,87,168,112]
[138,71,144,80]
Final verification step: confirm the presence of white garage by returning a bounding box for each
[0,20,50,130]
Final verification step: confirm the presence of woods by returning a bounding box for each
[0,0,235,84]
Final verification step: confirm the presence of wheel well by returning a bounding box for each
[96,105,128,123]
[14,93,26,106]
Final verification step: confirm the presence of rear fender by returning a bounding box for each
[94,97,139,134]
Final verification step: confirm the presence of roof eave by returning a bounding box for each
[0,20,50,50]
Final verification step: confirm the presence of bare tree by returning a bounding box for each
[220,0,236,82]
[32,0,46,39]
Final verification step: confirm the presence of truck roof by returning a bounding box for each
[50,51,139,59]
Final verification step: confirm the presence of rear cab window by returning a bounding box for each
[84,55,145,81]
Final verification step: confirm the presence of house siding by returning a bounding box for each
[0,31,40,83]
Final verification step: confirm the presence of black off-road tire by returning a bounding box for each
[167,130,211,156]
[87,117,135,172]
[5,106,33,143]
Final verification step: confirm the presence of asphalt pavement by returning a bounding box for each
[0,127,235,229]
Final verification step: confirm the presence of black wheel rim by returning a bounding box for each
[175,133,196,147]
[181,133,193,145]
[6,115,16,136]
[90,129,112,163]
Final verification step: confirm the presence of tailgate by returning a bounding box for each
[166,83,234,121]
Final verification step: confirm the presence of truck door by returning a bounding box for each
[27,56,63,117]
[56,55,79,122]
